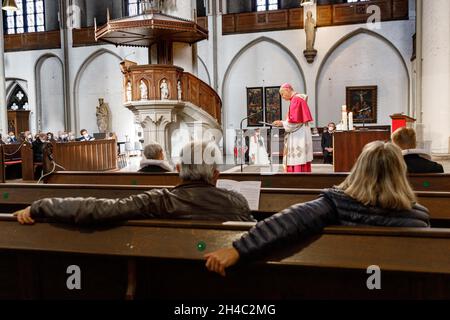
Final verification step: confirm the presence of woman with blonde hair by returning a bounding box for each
[205,141,430,276]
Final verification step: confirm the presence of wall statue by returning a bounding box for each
[96,98,110,133]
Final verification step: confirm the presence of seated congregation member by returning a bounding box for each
[77,129,95,142]
[321,122,335,165]
[204,141,430,276]
[6,131,18,144]
[15,141,254,225]
[46,132,56,142]
[392,127,444,174]
[139,143,173,172]
[23,131,33,143]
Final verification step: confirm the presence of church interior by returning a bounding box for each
[1,0,450,305]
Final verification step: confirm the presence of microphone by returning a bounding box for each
[240,110,263,129]
[358,107,371,113]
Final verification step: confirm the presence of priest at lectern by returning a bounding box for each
[272,83,314,173]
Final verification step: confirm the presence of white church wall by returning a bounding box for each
[39,57,65,133]
[4,49,63,134]
[199,19,414,153]
[74,48,133,143]
[316,32,409,127]
[221,40,306,154]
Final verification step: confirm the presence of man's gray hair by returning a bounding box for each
[143,142,163,160]
[179,141,222,184]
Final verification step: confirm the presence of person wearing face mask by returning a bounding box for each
[7,131,18,144]
[321,122,336,165]
[46,132,56,142]
[23,131,33,143]
[78,129,95,142]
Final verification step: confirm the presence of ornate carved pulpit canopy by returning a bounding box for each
[94,9,208,49]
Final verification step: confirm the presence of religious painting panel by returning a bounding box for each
[264,86,282,124]
[246,87,264,127]
[346,86,378,123]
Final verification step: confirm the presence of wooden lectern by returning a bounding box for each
[390,114,416,133]
[333,130,391,172]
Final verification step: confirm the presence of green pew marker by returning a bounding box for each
[196,241,206,252]
[131,180,138,186]
[3,192,9,200]
[423,181,430,188]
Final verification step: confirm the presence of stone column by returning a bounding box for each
[421,0,450,154]
[0,7,9,136]
[166,0,195,74]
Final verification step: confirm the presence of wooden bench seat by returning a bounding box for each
[43,171,450,192]
[0,216,449,299]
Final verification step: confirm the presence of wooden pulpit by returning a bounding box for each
[390,114,416,133]
[333,130,391,172]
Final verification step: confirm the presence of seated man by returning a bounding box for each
[138,142,173,172]
[77,129,95,142]
[392,127,444,174]
[6,131,18,144]
[15,141,254,225]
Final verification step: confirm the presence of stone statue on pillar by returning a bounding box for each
[160,79,169,100]
[96,98,110,133]
[126,81,132,102]
[304,10,317,64]
[177,80,182,100]
[140,80,148,100]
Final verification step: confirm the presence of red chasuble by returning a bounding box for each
[288,95,313,124]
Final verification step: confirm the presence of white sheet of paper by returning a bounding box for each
[216,179,262,211]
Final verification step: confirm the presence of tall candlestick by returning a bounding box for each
[342,111,348,131]
[348,112,354,131]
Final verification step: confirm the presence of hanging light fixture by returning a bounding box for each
[2,0,18,11]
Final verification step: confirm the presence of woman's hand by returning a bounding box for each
[14,206,35,225]
[272,120,283,127]
[204,247,240,277]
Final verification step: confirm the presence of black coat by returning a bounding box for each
[403,154,444,174]
[32,139,45,162]
[233,188,430,260]
[138,165,171,173]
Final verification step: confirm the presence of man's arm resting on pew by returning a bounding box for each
[205,196,337,276]
[15,191,166,225]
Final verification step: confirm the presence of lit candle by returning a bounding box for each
[341,105,347,112]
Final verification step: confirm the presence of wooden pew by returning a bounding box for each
[1,183,450,225]
[0,216,449,299]
[44,171,450,192]
[43,140,118,172]
[0,143,26,182]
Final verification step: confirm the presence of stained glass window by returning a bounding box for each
[256,0,279,12]
[4,0,45,34]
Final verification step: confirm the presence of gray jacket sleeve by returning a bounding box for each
[30,190,164,225]
[232,196,337,260]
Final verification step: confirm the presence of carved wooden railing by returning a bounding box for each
[4,30,61,52]
[123,64,222,124]
[222,0,409,35]
[43,140,118,173]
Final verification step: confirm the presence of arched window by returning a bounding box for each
[4,0,45,34]
[7,85,29,111]
[256,0,279,12]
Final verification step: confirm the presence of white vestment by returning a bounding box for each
[249,135,270,165]
[282,122,313,166]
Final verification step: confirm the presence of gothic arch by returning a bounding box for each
[34,53,65,131]
[315,28,410,125]
[221,36,306,149]
[198,56,211,86]
[73,48,122,131]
